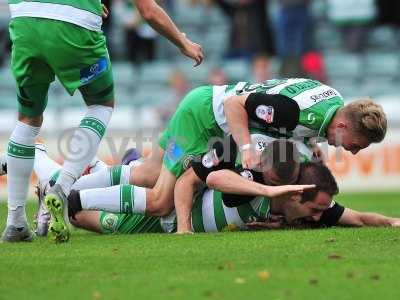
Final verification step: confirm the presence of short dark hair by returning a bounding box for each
[297,162,339,203]
[261,140,300,184]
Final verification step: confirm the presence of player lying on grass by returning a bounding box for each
[29,150,400,234]
[66,135,316,233]
[21,133,312,235]
[58,78,387,242]
[173,135,313,233]
[3,0,204,243]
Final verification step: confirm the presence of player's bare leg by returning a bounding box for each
[130,146,164,188]
[70,165,177,219]
[70,211,102,233]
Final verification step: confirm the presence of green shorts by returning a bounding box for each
[158,86,224,177]
[99,212,163,234]
[9,17,114,117]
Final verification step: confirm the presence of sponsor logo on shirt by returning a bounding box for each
[202,149,219,168]
[255,105,274,124]
[240,169,254,181]
[165,140,184,164]
[310,89,337,102]
[80,57,108,84]
[307,113,316,124]
[255,141,267,152]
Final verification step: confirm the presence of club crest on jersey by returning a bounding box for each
[202,149,219,168]
[80,57,108,84]
[183,155,195,170]
[255,105,274,124]
[240,169,254,181]
[101,213,119,232]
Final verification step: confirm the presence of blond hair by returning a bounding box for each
[343,99,387,143]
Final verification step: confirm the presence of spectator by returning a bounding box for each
[122,1,158,66]
[158,69,190,124]
[208,67,228,85]
[301,51,327,83]
[250,53,271,82]
[156,0,217,61]
[376,0,400,26]
[0,0,10,66]
[274,0,313,77]
[327,0,376,53]
[102,0,114,56]
[214,0,275,59]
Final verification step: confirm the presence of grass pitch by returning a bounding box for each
[1,192,400,300]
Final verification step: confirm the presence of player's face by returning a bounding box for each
[327,124,370,155]
[284,191,332,223]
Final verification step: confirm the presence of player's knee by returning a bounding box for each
[18,113,43,127]
[146,199,174,217]
[69,215,80,228]
[100,99,114,108]
[69,210,87,227]
[130,163,159,187]
[153,205,174,217]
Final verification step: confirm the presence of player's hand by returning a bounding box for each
[241,148,252,169]
[312,144,326,162]
[241,148,262,170]
[102,4,109,18]
[390,218,400,227]
[180,34,204,67]
[176,221,194,234]
[246,215,285,230]
[175,230,194,235]
[264,184,316,198]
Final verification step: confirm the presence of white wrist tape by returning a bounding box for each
[239,143,252,152]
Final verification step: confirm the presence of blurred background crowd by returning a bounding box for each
[0,0,400,132]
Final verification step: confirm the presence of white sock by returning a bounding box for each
[56,105,113,195]
[7,206,27,228]
[7,121,40,227]
[80,184,146,215]
[71,165,131,191]
[86,156,108,174]
[33,146,61,183]
[128,159,143,168]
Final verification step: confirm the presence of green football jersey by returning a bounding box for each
[190,189,270,233]
[212,78,344,140]
[8,0,103,31]
[100,189,271,234]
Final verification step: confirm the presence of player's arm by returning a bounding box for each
[194,157,308,202]
[224,93,300,168]
[338,208,400,227]
[206,169,314,202]
[174,168,204,234]
[133,0,204,66]
[318,202,400,228]
[223,94,252,168]
[101,4,109,18]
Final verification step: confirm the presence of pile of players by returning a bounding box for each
[2,0,399,243]
[3,76,398,242]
